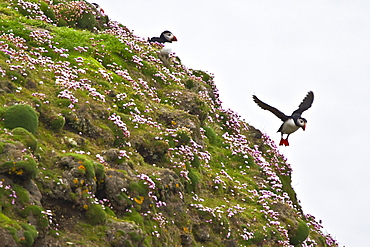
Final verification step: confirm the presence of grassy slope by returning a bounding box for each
[0,0,338,246]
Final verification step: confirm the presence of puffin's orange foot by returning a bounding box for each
[279,139,285,146]
[279,139,289,146]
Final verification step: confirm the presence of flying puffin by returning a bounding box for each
[252,91,314,146]
[149,31,178,44]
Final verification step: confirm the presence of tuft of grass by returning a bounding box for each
[85,204,107,225]
[11,127,37,152]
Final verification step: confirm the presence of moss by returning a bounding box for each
[0,155,38,180]
[19,222,38,247]
[83,160,95,179]
[50,115,65,131]
[12,184,29,205]
[203,126,223,146]
[94,163,105,181]
[176,130,191,146]
[123,210,144,225]
[76,12,97,31]
[11,127,37,152]
[40,1,56,21]
[191,69,213,83]
[104,207,116,217]
[6,70,25,84]
[0,141,6,154]
[185,79,195,89]
[69,192,77,202]
[128,181,148,196]
[289,220,310,246]
[85,204,107,225]
[20,205,49,229]
[55,99,72,108]
[185,168,200,193]
[0,212,12,224]
[280,174,300,209]
[191,154,201,169]
[3,104,38,134]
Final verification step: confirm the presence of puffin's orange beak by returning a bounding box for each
[302,124,306,131]
[172,36,178,42]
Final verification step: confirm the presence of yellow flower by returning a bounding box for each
[15,169,24,175]
[78,165,86,170]
[83,204,89,210]
[73,179,79,184]
[134,196,144,204]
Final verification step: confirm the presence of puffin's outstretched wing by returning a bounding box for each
[292,91,314,115]
[252,95,289,122]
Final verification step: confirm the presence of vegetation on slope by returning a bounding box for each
[0,0,338,246]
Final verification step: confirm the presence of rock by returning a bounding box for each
[34,235,62,247]
[170,90,209,124]
[63,109,115,145]
[180,234,193,246]
[222,239,238,247]
[131,133,169,165]
[193,223,211,242]
[106,220,145,247]
[0,141,27,162]
[103,170,132,215]
[23,180,42,206]
[0,227,17,247]
[158,107,203,145]
[101,149,135,175]
[0,80,16,94]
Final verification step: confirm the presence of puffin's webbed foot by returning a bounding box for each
[279,138,289,146]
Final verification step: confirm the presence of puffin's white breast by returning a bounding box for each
[280,119,300,134]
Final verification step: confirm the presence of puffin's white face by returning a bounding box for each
[163,32,177,42]
[297,118,307,130]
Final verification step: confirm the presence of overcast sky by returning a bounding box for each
[92,1,370,246]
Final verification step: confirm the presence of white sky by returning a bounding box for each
[92,1,370,246]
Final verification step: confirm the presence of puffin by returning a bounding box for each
[252,91,314,146]
[149,31,178,44]
[91,3,105,14]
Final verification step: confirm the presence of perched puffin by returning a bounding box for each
[149,31,177,44]
[252,91,314,146]
[91,3,105,14]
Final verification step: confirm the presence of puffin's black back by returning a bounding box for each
[149,31,175,43]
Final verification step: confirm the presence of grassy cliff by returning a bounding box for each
[0,0,338,246]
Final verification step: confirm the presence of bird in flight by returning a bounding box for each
[252,91,314,146]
